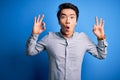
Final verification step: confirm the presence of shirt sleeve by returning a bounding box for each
[26,33,47,56]
[83,33,108,59]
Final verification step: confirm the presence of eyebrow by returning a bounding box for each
[60,13,76,16]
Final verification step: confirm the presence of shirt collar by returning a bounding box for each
[59,30,75,39]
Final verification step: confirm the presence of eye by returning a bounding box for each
[60,15,66,19]
[70,16,75,19]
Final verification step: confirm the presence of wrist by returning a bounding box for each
[32,30,42,35]
[97,35,106,40]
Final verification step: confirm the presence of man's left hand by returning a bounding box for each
[93,16,106,40]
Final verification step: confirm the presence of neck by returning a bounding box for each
[64,33,73,38]
[61,30,74,39]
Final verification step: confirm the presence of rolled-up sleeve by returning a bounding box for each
[96,39,108,59]
[83,33,108,59]
[26,33,47,56]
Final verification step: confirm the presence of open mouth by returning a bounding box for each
[66,26,70,29]
[66,27,70,29]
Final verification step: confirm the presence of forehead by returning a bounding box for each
[60,9,76,15]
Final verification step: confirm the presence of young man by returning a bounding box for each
[26,3,107,80]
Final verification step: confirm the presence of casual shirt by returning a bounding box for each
[26,32,107,80]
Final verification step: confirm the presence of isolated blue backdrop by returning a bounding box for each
[0,0,120,80]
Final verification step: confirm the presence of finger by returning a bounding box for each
[37,15,40,22]
[93,24,96,30]
[95,16,98,26]
[40,14,44,22]
[100,18,102,26]
[42,22,46,30]
[102,20,104,27]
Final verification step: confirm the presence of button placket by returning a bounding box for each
[65,39,70,80]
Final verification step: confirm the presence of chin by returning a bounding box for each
[65,31,71,35]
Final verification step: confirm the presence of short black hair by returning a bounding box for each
[57,3,79,21]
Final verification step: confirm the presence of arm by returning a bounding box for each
[26,15,46,56]
[86,38,107,59]
[87,17,108,59]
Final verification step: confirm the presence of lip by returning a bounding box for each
[66,26,70,29]
[64,26,70,32]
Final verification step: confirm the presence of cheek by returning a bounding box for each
[59,20,65,26]
[71,22,77,27]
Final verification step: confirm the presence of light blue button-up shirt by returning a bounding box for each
[26,32,107,80]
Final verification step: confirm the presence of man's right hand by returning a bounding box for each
[32,14,46,34]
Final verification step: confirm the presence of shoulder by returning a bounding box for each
[47,32,58,38]
[74,32,89,39]
[41,32,59,39]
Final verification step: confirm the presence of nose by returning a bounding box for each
[66,17,70,24]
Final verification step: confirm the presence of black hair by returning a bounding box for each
[57,3,79,21]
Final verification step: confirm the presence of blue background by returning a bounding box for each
[0,0,120,80]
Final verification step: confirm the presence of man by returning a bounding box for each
[26,2,107,80]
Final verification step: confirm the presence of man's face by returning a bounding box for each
[59,9,77,36]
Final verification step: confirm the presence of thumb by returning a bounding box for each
[42,22,46,30]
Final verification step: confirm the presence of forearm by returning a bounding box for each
[96,39,108,59]
[87,37,108,59]
[26,33,40,56]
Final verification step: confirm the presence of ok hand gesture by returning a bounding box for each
[32,14,46,34]
[93,17,106,40]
